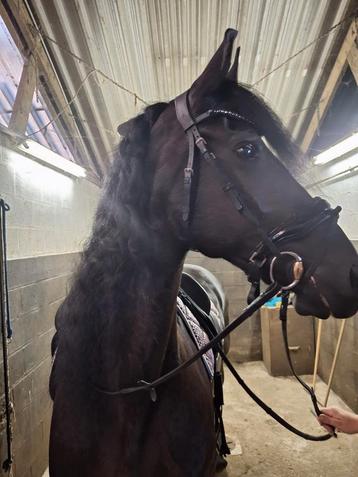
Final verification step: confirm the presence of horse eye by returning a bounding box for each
[236,143,258,159]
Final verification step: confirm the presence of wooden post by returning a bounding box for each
[312,318,323,391]
[8,56,36,135]
[323,320,347,407]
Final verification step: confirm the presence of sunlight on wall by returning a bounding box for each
[0,141,100,259]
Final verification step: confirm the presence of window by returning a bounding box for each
[0,14,74,161]
[0,15,24,127]
[27,89,74,161]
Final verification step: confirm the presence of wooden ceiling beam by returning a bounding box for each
[8,55,36,135]
[347,30,358,85]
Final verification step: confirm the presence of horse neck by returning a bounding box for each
[85,216,186,390]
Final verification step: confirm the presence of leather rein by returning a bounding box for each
[96,91,342,441]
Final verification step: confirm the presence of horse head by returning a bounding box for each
[119,29,358,319]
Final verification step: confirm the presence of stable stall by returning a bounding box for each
[0,1,357,476]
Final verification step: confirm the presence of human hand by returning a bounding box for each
[318,407,358,435]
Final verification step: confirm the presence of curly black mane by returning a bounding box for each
[51,102,168,372]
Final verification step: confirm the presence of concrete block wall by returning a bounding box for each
[4,253,79,477]
[0,132,100,476]
[0,138,99,259]
[186,252,262,362]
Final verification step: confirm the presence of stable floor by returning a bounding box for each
[220,361,358,477]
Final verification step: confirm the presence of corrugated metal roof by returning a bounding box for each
[26,0,353,174]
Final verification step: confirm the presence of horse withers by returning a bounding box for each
[49,29,358,477]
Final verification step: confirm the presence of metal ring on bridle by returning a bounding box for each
[269,251,304,290]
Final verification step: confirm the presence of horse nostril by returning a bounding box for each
[350,264,358,289]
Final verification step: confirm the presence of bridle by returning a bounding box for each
[96,90,343,442]
[174,90,341,295]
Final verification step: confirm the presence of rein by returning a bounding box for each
[180,289,334,441]
[95,283,334,441]
[95,282,280,398]
[95,91,341,442]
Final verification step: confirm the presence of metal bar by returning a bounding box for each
[323,319,347,407]
[0,200,13,471]
[306,164,358,190]
[312,318,323,391]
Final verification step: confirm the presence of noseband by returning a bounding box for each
[174,91,341,294]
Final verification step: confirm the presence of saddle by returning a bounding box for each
[177,272,230,458]
[180,272,225,337]
[178,272,221,378]
[180,272,211,316]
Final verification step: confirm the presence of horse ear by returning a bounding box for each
[190,28,238,102]
[227,47,240,82]
[117,118,135,137]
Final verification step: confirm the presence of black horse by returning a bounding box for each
[49,29,358,477]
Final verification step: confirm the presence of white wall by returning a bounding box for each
[0,132,101,259]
